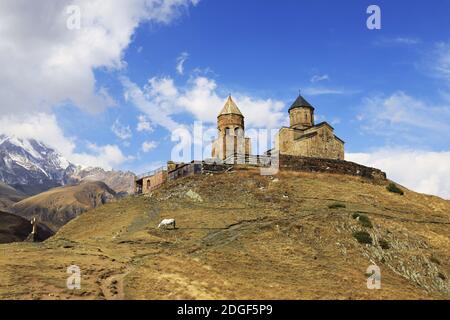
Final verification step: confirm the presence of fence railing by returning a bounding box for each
[223,154,272,166]
[135,166,167,180]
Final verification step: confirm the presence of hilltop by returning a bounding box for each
[0,168,448,299]
[12,181,117,231]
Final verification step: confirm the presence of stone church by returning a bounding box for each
[212,94,344,161]
[276,94,345,160]
[211,95,252,160]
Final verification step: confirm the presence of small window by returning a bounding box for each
[146,180,151,189]
[225,127,231,135]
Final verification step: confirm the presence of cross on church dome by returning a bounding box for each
[289,94,315,112]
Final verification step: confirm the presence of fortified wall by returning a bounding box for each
[135,156,386,195]
[278,155,386,181]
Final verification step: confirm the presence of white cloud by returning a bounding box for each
[393,37,421,45]
[73,143,132,170]
[136,115,154,132]
[433,41,450,86]
[0,0,199,115]
[111,119,132,140]
[310,74,329,83]
[347,149,450,199]
[374,37,421,46]
[303,87,357,96]
[176,52,189,75]
[122,77,184,131]
[230,95,286,129]
[330,118,341,125]
[123,75,286,131]
[175,76,224,122]
[0,0,198,169]
[0,113,131,170]
[142,140,158,153]
[357,91,450,143]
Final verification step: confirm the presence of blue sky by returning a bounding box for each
[77,1,450,165]
[0,0,449,197]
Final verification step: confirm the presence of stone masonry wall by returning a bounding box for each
[139,170,167,194]
[278,126,344,160]
[279,154,386,181]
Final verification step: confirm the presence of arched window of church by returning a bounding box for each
[234,127,242,136]
[147,180,151,189]
[225,127,231,135]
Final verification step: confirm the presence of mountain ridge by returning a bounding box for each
[0,134,135,195]
[0,182,26,211]
[12,181,118,231]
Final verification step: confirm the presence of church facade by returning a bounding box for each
[276,95,345,160]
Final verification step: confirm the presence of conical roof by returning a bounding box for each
[219,95,243,117]
[289,94,314,111]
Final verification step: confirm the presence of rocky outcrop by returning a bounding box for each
[0,211,53,243]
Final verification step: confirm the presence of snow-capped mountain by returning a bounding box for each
[0,134,72,194]
[0,134,135,195]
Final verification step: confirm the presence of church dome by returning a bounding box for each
[218,95,243,117]
[288,94,315,112]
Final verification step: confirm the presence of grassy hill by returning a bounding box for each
[0,168,448,299]
[12,181,117,231]
[0,182,26,211]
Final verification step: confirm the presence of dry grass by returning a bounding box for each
[0,168,449,300]
[12,181,116,230]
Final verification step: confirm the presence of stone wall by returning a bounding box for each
[279,154,386,181]
[135,170,167,194]
[168,161,230,181]
[212,135,252,160]
[217,114,245,132]
[168,162,203,181]
[278,126,344,160]
[289,107,314,129]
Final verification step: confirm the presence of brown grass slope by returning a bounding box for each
[0,182,26,211]
[12,181,116,231]
[0,168,449,300]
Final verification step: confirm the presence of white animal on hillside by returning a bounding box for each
[158,219,176,229]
